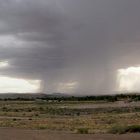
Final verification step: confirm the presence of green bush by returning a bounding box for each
[109,125,140,134]
[77,128,89,134]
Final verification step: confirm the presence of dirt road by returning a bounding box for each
[0,128,140,140]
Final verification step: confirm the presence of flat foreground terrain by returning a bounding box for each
[0,128,140,140]
[1,100,140,134]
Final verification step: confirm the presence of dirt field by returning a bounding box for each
[0,128,140,140]
[0,100,140,139]
[0,100,140,134]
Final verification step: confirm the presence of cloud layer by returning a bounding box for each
[0,0,140,94]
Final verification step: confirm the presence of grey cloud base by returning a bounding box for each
[0,0,140,94]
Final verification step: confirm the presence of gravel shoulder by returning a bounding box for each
[0,128,140,140]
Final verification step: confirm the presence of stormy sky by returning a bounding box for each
[0,0,140,94]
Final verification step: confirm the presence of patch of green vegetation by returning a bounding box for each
[38,125,49,130]
[77,128,89,134]
[109,125,140,134]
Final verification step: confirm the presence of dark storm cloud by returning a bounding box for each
[0,0,140,94]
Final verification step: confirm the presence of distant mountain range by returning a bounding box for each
[0,93,70,99]
[0,92,139,99]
